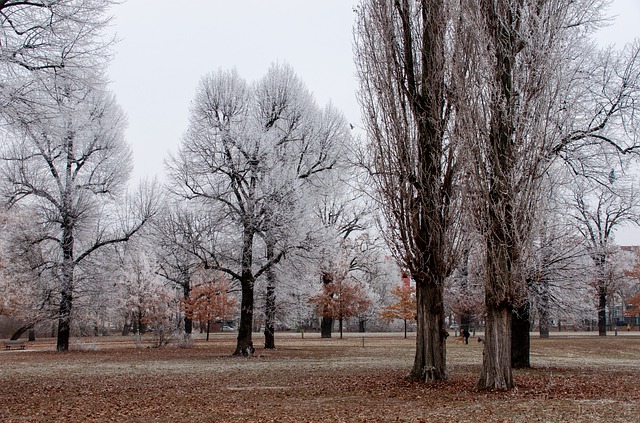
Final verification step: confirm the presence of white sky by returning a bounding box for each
[106,0,640,244]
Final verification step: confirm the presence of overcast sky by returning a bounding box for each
[106,0,640,243]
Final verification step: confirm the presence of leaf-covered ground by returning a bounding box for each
[1,333,639,422]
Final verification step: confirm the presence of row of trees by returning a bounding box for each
[0,0,389,353]
[354,0,640,389]
[2,0,640,394]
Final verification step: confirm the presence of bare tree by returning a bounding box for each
[0,206,57,339]
[151,202,229,338]
[567,171,640,335]
[460,0,640,388]
[354,0,465,382]
[0,0,115,119]
[168,64,349,356]
[0,70,157,351]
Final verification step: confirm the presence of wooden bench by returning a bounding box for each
[3,340,26,350]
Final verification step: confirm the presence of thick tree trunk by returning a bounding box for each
[410,280,447,382]
[478,302,513,389]
[511,302,530,369]
[234,226,256,356]
[234,276,255,356]
[57,285,72,351]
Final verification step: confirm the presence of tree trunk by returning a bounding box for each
[478,302,513,389]
[10,323,35,341]
[321,316,333,338]
[598,285,607,336]
[234,276,255,356]
[320,272,333,338]
[404,319,407,339]
[57,222,74,352]
[234,226,256,356]
[182,283,192,336]
[264,283,276,349]
[511,302,530,369]
[339,318,343,339]
[264,241,277,349]
[57,285,72,351]
[537,280,550,338]
[206,320,210,341]
[410,280,447,382]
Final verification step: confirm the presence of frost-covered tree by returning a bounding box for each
[151,202,228,338]
[168,63,349,356]
[309,184,373,338]
[0,71,157,351]
[566,171,640,335]
[0,0,115,120]
[0,206,57,339]
[0,0,155,351]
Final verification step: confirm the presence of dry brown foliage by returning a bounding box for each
[1,333,639,422]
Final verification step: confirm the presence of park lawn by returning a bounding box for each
[1,333,639,422]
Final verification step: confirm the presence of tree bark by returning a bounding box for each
[57,220,74,352]
[10,323,35,341]
[355,0,455,384]
[511,302,530,369]
[321,317,333,339]
[598,285,607,336]
[537,280,550,338]
[410,280,447,382]
[264,241,277,349]
[478,302,514,389]
[182,283,192,336]
[234,226,256,356]
[264,282,276,349]
[320,272,333,338]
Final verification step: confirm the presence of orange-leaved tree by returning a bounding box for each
[623,249,640,328]
[181,272,237,341]
[624,293,640,324]
[380,283,416,338]
[309,276,372,339]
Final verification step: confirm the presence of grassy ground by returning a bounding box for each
[1,332,639,422]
